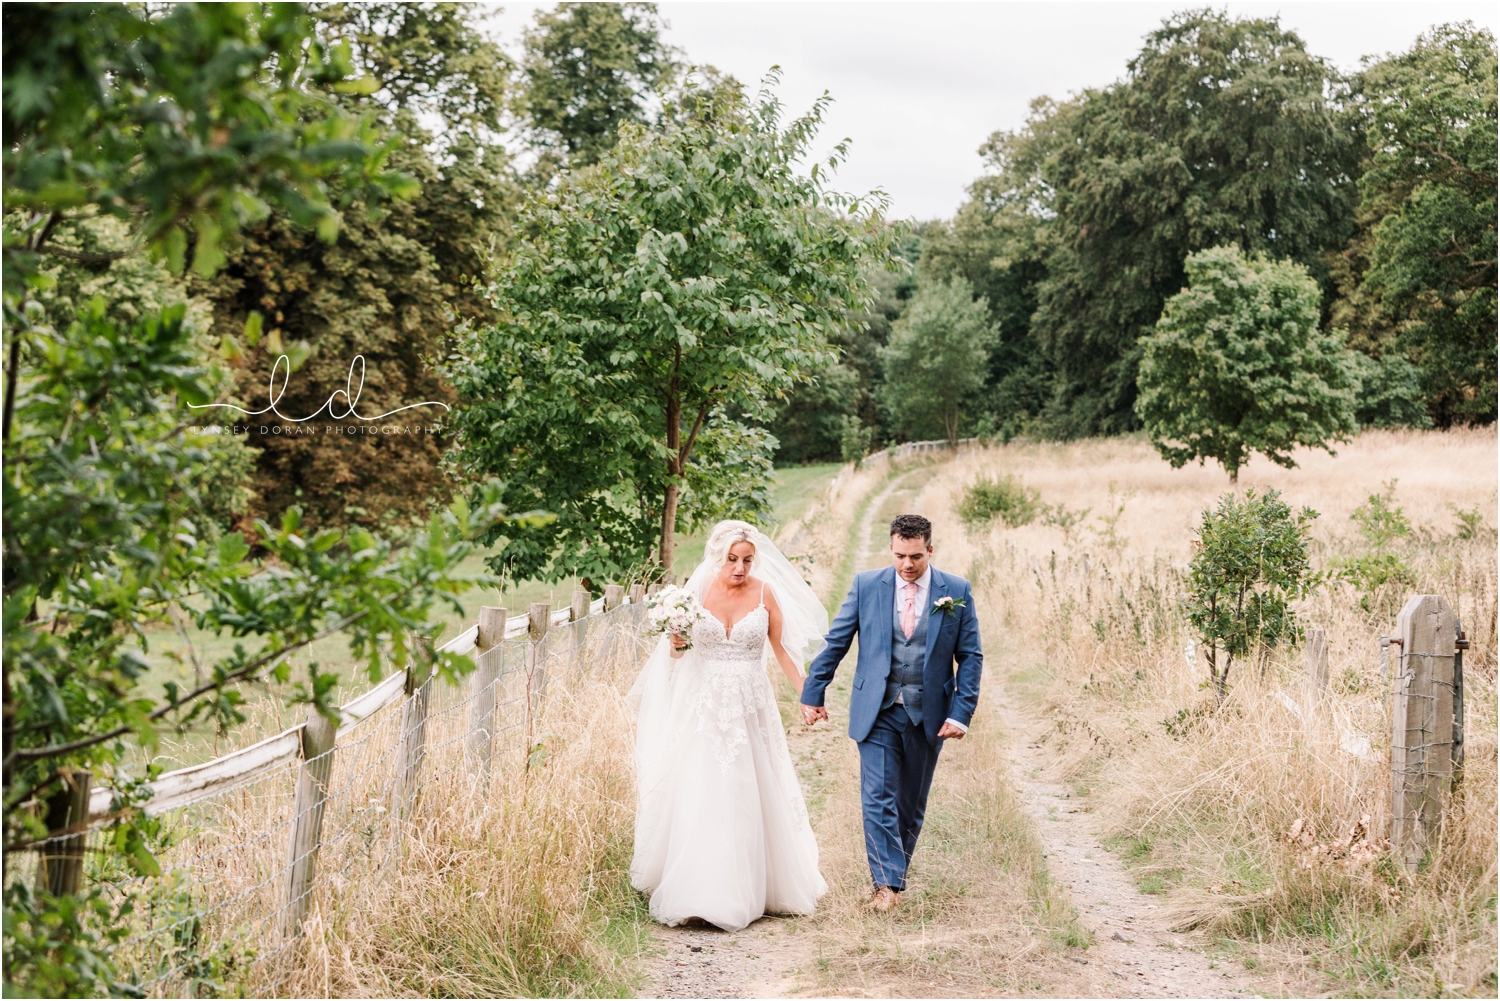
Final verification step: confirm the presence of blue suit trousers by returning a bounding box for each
[857,703,943,891]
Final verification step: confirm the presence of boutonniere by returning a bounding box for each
[932,596,965,617]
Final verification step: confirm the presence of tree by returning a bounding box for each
[1352,24,1497,426]
[878,276,998,445]
[196,2,520,533]
[1187,489,1317,701]
[447,85,888,580]
[922,97,1062,438]
[766,359,859,463]
[516,2,678,172]
[1136,246,1357,483]
[1027,10,1358,437]
[1,5,506,991]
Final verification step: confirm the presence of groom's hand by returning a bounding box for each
[936,721,967,740]
[801,705,828,726]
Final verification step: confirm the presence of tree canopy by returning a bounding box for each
[1135,246,1357,482]
[878,276,999,445]
[1352,24,1497,425]
[516,2,678,171]
[446,84,889,580]
[2,5,508,992]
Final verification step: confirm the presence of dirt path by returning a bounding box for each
[637,459,1268,999]
[991,687,1256,999]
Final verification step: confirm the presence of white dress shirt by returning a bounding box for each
[894,567,968,734]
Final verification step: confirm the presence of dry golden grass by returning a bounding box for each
[911,429,1497,998]
[249,677,645,999]
[762,455,1088,997]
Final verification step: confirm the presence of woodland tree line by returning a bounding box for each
[29,4,1496,535]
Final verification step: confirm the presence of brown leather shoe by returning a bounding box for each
[866,886,901,913]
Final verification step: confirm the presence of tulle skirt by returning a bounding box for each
[628,638,827,932]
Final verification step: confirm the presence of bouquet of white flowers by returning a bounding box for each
[646,584,709,650]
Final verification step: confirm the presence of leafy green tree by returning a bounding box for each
[1187,489,1317,700]
[1135,246,1357,483]
[766,359,860,463]
[878,275,998,445]
[1352,24,1497,426]
[1027,10,1358,436]
[1,4,507,990]
[197,1,520,533]
[1347,351,1432,428]
[922,97,1062,438]
[447,86,888,579]
[516,2,678,172]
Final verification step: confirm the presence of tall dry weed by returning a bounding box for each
[915,430,1498,996]
[248,678,644,998]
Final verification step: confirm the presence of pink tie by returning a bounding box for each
[901,582,917,639]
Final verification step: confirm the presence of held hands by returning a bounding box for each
[801,704,828,727]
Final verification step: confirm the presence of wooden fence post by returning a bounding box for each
[569,589,592,678]
[1306,626,1329,696]
[37,769,91,897]
[1389,594,1457,871]
[629,583,646,605]
[527,603,550,740]
[395,650,433,821]
[280,709,338,937]
[604,584,624,611]
[465,606,506,779]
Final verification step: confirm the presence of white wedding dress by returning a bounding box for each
[629,580,828,932]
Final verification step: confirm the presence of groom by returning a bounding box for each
[801,514,983,912]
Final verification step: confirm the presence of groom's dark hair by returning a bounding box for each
[889,514,932,545]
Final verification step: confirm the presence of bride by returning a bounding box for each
[628,519,829,932]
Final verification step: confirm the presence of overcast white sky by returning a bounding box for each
[482,2,1498,220]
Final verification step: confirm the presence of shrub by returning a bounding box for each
[1333,481,1417,610]
[839,415,875,468]
[958,475,1042,528]
[1187,489,1318,700]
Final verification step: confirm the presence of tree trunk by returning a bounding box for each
[1229,467,1239,485]
[660,482,679,574]
[658,350,710,576]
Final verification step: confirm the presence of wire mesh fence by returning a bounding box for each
[6,596,653,997]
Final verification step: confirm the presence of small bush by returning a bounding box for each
[1187,488,1318,700]
[958,475,1041,527]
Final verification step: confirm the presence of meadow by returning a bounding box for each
[913,428,1497,997]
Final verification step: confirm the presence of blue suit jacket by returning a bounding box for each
[801,565,983,745]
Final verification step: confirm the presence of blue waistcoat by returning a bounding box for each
[882,599,929,725]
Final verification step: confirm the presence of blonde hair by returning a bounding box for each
[704,519,757,570]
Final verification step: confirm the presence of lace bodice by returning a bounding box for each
[685,586,774,771]
[691,605,769,664]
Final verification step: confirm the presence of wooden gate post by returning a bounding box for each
[281,709,338,937]
[37,769,91,897]
[465,606,506,779]
[629,583,646,605]
[1305,626,1329,696]
[1389,594,1457,870]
